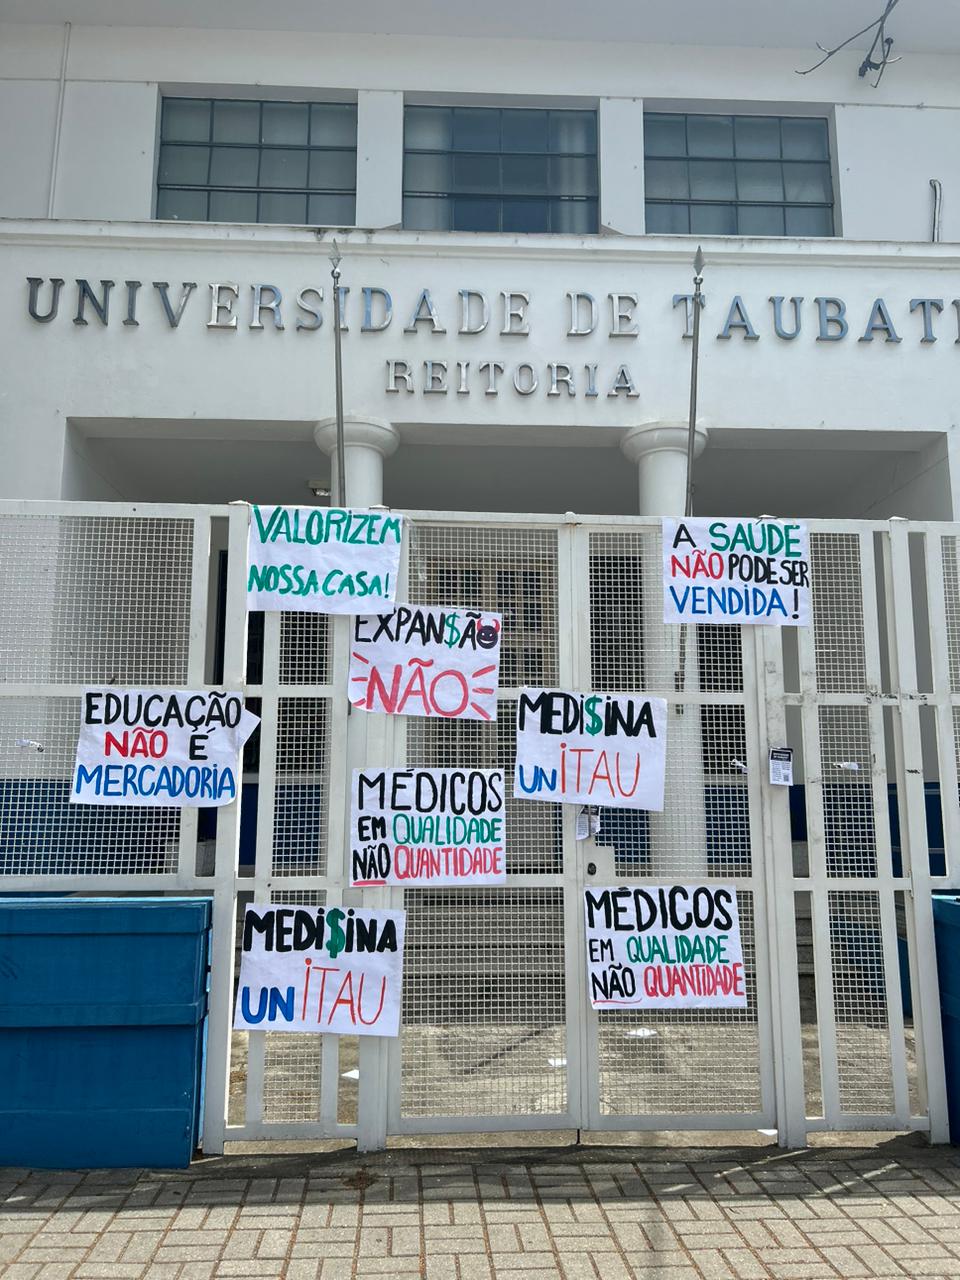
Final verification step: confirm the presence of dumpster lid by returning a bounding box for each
[0,897,212,935]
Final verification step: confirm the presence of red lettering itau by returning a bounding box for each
[328,971,358,1025]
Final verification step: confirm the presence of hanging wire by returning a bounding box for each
[797,0,903,87]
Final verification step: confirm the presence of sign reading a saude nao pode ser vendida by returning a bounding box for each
[663,517,811,626]
[247,504,403,613]
[71,688,259,807]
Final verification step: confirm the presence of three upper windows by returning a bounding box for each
[154,96,834,238]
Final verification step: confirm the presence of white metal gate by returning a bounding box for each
[0,502,951,1150]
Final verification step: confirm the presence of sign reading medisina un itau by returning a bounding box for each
[234,902,406,1037]
[247,504,403,613]
[515,687,667,810]
[71,688,259,806]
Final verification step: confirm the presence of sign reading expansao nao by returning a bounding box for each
[233,903,406,1037]
[71,689,259,807]
[584,885,747,1009]
[349,605,502,720]
[350,767,506,887]
[514,687,667,810]
[247,504,403,613]
[662,517,811,626]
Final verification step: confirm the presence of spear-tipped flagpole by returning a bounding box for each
[677,246,705,709]
[684,244,705,517]
[329,241,347,508]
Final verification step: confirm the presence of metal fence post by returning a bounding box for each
[756,626,807,1147]
[201,504,249,1153]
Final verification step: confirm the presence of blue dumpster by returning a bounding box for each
[0,897,211,1169]
[932,896,960,1143]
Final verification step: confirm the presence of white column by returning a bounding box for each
[621,420,707,517]
[314,414,399,1152]
[355,91,404,230]
[314,415,399,508]
[621,420,709,876]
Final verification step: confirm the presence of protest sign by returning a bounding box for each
[350,605,502,720]
[71,689,259,807]
[247,504,403,613]
[662,517,811,626]
[233,903,405,1036]
[584,884,747,1009]
[514,687,667,811]
[350,767,506,887]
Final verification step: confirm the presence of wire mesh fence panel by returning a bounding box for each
[818,705,879,878]
[238,599,341,1133]
[941,536,960,694]
[589,529,744,694]
[585,526,762,1122]
[597,705,752,881]
[392,522,569,1127]
[272,697,331,876]
[405,700,561,876]
[0,510,198,876]
[261,888,327,1125]
[801,532,904,1126]
[596,893,762,1116]
[400,887,566,1119]
[810,532,868,694]
[0,695,182,874]
[279,612,331,686]
[0,515,193,686]
[828,889,895,1114]
[406,523,560,688]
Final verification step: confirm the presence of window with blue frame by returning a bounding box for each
[156,97,357,226]
[403,105,598,234]
[644,112,834,237]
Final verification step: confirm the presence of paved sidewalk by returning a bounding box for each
[3,1136,960,1280]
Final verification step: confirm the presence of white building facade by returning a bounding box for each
[3,3,960,1152]
[1,1,959,520]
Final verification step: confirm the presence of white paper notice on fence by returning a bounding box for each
[662,517,811,626]
[769,747,794,787]
[350,767,506,887]
[514,687,667,811]
[349,605,502,721]
[246,504,403,614]
[233,903,406,1037]
[71,689,259,807]
[584,884,747,1010]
